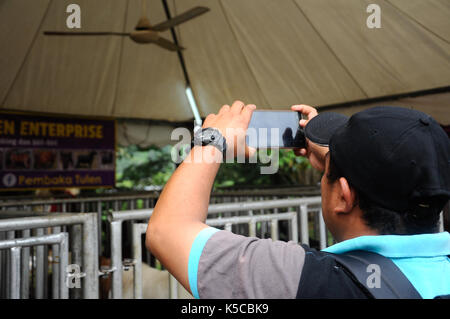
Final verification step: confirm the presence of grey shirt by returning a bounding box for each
[197,230,306,298]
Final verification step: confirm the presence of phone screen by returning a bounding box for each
[245,111,305,149]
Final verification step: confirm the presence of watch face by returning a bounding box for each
[194,128,224,149]
[203,129,217,143]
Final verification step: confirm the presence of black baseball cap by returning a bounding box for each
[305,106,450,212]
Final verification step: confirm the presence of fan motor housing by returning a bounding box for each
[130,30,159,44]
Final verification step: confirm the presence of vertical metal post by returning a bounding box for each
[291,213,299,244]
[35,228,44,299]
[70,224,82,299]
[132,223,144,299]
[249,220,256,237]
[82,213,99,299]
[43,235,49,298]
[97,201,103,255]
[111,221,123,299]
[225,223,232,232]
[10,247,21,299]
[439,212,444,233]
[299,205,309,245]
[59,232,69,299]
[52,226,61,299]
[319,209,327,250]
[5,230,14,298]
[21,229,30,299]
[270,219,279,241]
[0,231,4,298]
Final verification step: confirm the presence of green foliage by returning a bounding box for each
[116,145,175,189]
[116,145,312,190]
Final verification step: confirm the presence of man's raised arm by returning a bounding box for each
[145,101,256,294]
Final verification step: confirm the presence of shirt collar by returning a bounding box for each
[322,232,450,258]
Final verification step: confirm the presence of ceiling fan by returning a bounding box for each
[43,0,210,51]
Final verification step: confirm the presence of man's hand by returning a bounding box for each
[203,100,257,159]
[291,104,329,172]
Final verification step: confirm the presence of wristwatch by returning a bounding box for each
[192,127,227,156]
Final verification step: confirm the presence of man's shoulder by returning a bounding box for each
[296,244,371,298]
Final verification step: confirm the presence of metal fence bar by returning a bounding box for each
[439,212,444,233]
[83,213,99,299]
[0,232,3,298]
[291,213,299,244]
[0,194,160,209]
[299,205,309,245]
[59,233,69,299]
[70,224,82,299]
[206,212,297,226]
[107,197,322,299]
[35,228,45,299]
[132,223,146,299]
[5,231,14,298]
[10,247,21,299]
[319,210,327,250]
[20,229,30,299]
[110,221,122,299]
[249,221,256,237]
[0,213,99,299]
[0,232,69,299]
[109,198,324,223]
[52,226,61,299]
[271,219,278,241]
[97,200,102,254]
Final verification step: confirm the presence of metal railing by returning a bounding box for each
[0,189,320,257]
[0,213,98,299]
[0,233,69,299]
[0,194,446,299]
[108,197,324,299]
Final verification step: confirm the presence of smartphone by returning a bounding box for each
[245,110,306,149]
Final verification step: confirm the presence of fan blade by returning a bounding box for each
[44,31,130,36]
[151,6,210,32]
[154,37,185,51]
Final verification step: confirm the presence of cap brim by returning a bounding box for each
[304,112,349,146]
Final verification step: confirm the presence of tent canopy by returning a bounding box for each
[1,0,449,124]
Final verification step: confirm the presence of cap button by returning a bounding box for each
[419,118,430,126]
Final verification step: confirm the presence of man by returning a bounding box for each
[146,101,450,299]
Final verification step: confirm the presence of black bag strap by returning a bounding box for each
[329,250,422,299]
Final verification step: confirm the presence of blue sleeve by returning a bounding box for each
[188,227,220,299]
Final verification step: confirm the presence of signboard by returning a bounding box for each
[0,111,116,190]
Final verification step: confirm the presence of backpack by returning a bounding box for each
[330,250,450,299]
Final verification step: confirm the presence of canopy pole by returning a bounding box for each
[186,86,202,131]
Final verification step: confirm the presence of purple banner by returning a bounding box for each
[0,111,116,190]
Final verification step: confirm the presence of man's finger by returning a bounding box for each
[293,148,307,157]
[218,104,231,115]
[241,104,256,124]
[203,113,216,127]
[291,104,318,119]
[231,100,245,115]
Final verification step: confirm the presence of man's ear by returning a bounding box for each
[337,177,357,214]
